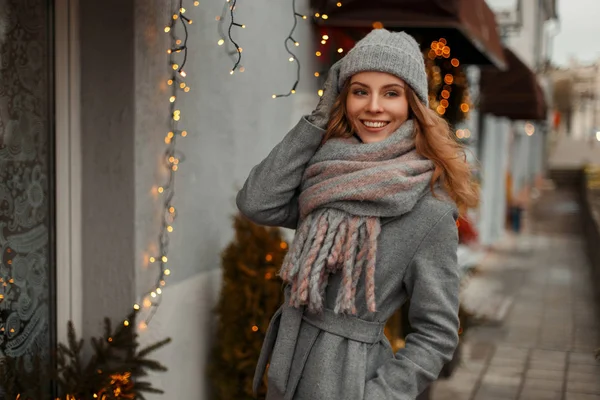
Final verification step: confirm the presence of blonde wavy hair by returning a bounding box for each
[323,80,479,212]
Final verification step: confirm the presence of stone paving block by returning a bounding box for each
[523,377,565,391]
[566,393,600,400]
[429,385,472,400]
[526,368,565,381]
[568,363,600,375]
[568,371,600,384]
[486,365,526,377]
[483,374,522,387]
[570,352,599,365]
[567,380,600,395]
[529,360,567,371]
[475,383,520,398]
[519,389,563,400]
[530,349,568,362]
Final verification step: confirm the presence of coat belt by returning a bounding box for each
[253,297,384,399]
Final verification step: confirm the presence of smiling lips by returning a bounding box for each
[361,120,390,130]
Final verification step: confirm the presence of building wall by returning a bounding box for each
[133,1,319,398]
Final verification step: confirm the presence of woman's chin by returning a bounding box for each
[356,127,394,143]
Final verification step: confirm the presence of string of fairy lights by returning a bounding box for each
[216,0,245,75]
[127,0,197,330]
[216,0,245,73]
[218,0,309,98]
[272,0,307,98]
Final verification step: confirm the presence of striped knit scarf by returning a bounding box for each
[279,120,434,314]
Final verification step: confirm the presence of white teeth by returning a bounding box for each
[363,121,388,128]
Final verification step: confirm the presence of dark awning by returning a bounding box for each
[480,47,547,121]
[310,0,507,69]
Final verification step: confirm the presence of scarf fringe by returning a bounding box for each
[280,209,380,314]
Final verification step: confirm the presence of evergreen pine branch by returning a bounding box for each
[137,337,172,358]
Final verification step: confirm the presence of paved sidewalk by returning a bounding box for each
[431,187,600,400]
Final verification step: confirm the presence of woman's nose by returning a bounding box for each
[367,96,383,113]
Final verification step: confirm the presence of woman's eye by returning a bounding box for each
[352,89,367,96]
[385,91,399,97]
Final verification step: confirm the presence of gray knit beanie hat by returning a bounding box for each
[338,29,429,106]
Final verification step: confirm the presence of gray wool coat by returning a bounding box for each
[236,117,460,400]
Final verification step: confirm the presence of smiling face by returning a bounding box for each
[345,71,410,143]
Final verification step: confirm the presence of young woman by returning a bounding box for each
[237,29,478,400]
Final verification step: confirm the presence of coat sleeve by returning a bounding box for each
[364,208,460,400]
[236,116,325,229]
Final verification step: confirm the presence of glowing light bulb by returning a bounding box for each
[165,269,171,276]
[156,288,162,295]
[149,257,156,263]
[525,122,535,136]
[272,94,277,99]
[337,48,343,53]
[316,51,322,57]
[180,70,187,77]
[164,26,171,33]
[322,14,329,19]
[167,79,173,85]
[230,70,235,75]
[181,130,188,137]
[133,304,140,310]
[158,187,164,193]
[194,0,199,5]
[124,320,130,326]
[151,292,157,298]
[162,256,168,263]
[173,14,178,20]
[294,42,300,46]
[315,12,320,17]
[337,2,342,6]
[289,57,294,62]
[172,64,179,70]
[180,82,186,88]
[180,7,186,13]
[314,72,320,77]
[170,96,176,103]
[218,39,225,46]
[318,89,324,96]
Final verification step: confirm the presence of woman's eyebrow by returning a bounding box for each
[349,82,405,89]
